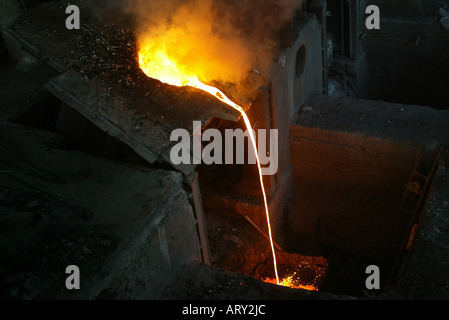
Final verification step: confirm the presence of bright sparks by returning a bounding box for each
[264,274,319,291]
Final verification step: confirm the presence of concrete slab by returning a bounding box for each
[295,95,449,146]
[0,121,201,299]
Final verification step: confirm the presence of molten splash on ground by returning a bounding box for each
[258,251,327,291]
[264,275,319,291]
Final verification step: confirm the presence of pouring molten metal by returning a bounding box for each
[138,39,315,291]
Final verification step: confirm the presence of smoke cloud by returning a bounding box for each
[108,0,303,84]
[125,0,302,84]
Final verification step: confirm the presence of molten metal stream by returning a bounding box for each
[187,78,280,284]
[138,55,280,284]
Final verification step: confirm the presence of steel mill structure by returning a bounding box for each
[1,0,449,300]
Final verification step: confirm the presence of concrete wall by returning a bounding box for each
[269,13,324,191]
[261,13,324,242]
[288,126,420,254]
[359,0,449,109]
[287,126,423,292]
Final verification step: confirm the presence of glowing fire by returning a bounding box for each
[138,42,318,290]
